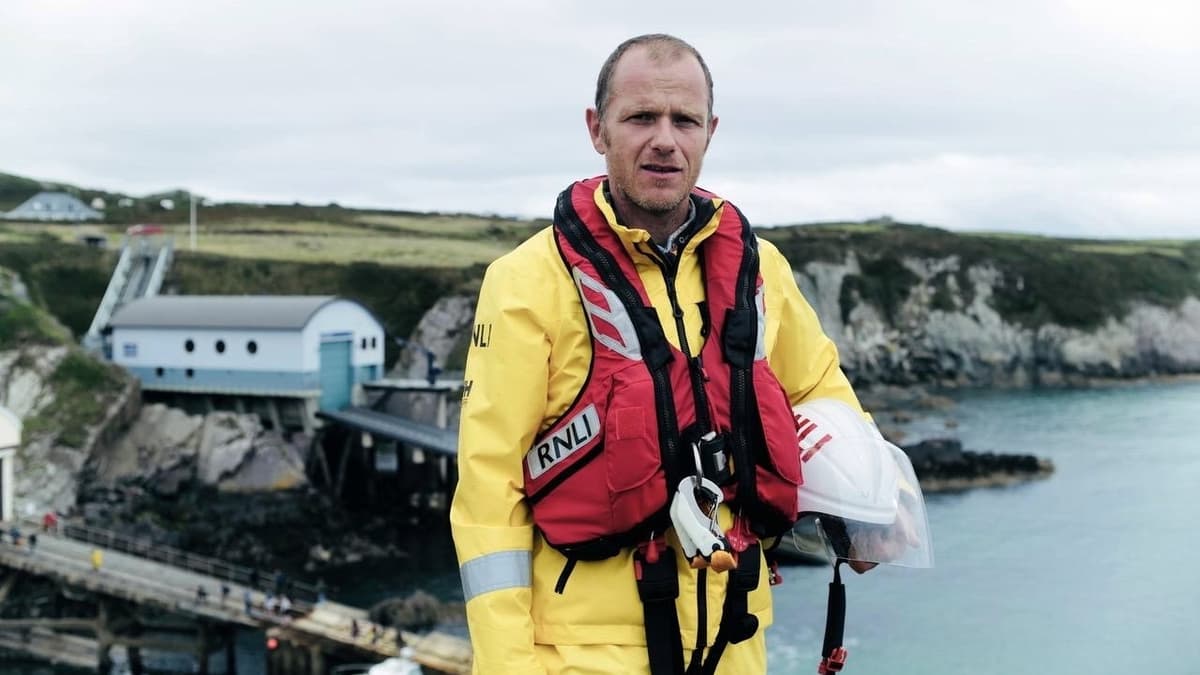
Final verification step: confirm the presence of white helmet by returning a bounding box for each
[793,398,934,569]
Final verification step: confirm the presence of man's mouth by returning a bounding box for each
[642,164,681,174]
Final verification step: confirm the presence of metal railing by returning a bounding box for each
[24,517,321,604]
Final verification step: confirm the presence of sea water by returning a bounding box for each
[768,378,1200,674]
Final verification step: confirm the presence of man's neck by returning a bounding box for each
[608,187,693,246]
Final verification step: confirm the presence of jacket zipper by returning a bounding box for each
[645,247,715,435]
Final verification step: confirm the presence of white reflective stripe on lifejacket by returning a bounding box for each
[525,403,602,479]
[755,283,767,361]
[460,549,532,603]
[573,267,642,361]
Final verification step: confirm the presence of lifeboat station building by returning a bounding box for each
[109,295,385,433]
[0,406,18,522]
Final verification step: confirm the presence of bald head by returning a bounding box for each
[594,34,714,121]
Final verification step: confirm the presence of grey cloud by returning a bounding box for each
[2,0,1198,238]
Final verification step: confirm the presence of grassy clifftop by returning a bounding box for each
[760,220,1200,330]
[3,171,1198,347]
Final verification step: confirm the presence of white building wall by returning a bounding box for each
[301,300,385,370]
[0,406,20,522]
[112,327,308,372]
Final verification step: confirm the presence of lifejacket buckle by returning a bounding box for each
[695,431,733,485]
[818,647,848,674]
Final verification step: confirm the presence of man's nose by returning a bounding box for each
[649,118,677,153]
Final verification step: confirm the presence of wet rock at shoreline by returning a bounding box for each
[903,437,1054,492]
[370,590,465,632]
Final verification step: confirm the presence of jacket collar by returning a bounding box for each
[590,179,725,263]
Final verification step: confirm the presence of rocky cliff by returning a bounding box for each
[393,226,1200,396]
[793,251,1200,387]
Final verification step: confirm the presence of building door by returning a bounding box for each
[319,339,353,411]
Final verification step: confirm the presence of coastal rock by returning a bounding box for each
[85,404,309,494]
[902,438,1054,492]
[0,339,138,515]
[216,433,307,493]
[92,403,202,488]
[370,590,465,631]
[198,411,260,484]
[386,293,474,427]
[789,253,1200,387]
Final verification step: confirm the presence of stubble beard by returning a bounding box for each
[618,181,687,217]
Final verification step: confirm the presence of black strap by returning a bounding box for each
[636,544,685,675]
[695,543,762,675]
[822,562,846,660]
[721,208,764,527]
[554,558,578,594]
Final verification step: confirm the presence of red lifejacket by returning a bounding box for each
[523,177,801,561]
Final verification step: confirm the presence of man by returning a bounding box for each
[451,34,864,674]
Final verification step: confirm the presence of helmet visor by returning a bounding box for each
[809,440,934,569]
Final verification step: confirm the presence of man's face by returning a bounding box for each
[587,47,718,219]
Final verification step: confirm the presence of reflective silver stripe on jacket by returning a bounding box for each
[460,549,532,603]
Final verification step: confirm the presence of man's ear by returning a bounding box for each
[586,108,606,154]
[705,115,719,150]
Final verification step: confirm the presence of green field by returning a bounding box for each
[3,171,1198,350]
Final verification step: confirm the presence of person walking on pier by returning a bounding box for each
[90,548,103,572]
[26,532,36,555]
[243,588,254,615]
[195,584,208,606]
[8,525,20,546]
[220,582,231,608]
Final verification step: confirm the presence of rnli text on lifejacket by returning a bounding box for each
[526,404,601,479]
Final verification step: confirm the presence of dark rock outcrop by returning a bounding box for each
[902,437,1054,492]
[370,590,465,632]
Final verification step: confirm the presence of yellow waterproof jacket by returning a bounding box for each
[451,185,863,674]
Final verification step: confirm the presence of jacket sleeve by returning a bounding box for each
[758,239,865,413]
[450,252,553,674]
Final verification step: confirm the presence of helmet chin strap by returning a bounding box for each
[819,560,849,674]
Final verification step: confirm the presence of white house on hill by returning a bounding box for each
[3,191,103,222]
[109,295,384,413]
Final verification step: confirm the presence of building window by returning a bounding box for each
[185,368,194,378]
[155,367,164,377]
[216,339,226,354]
[122,343,137,358]
[185,339,195,353]
[247,340,258,355]
[361,337,368,350]
[371,336,377,349]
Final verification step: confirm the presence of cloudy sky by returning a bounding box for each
[3,1,1198,238]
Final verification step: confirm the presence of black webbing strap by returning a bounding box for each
[721,208,763,526]
[636,543,685,675]
[819,562,848,674]
[694,543,762,675]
